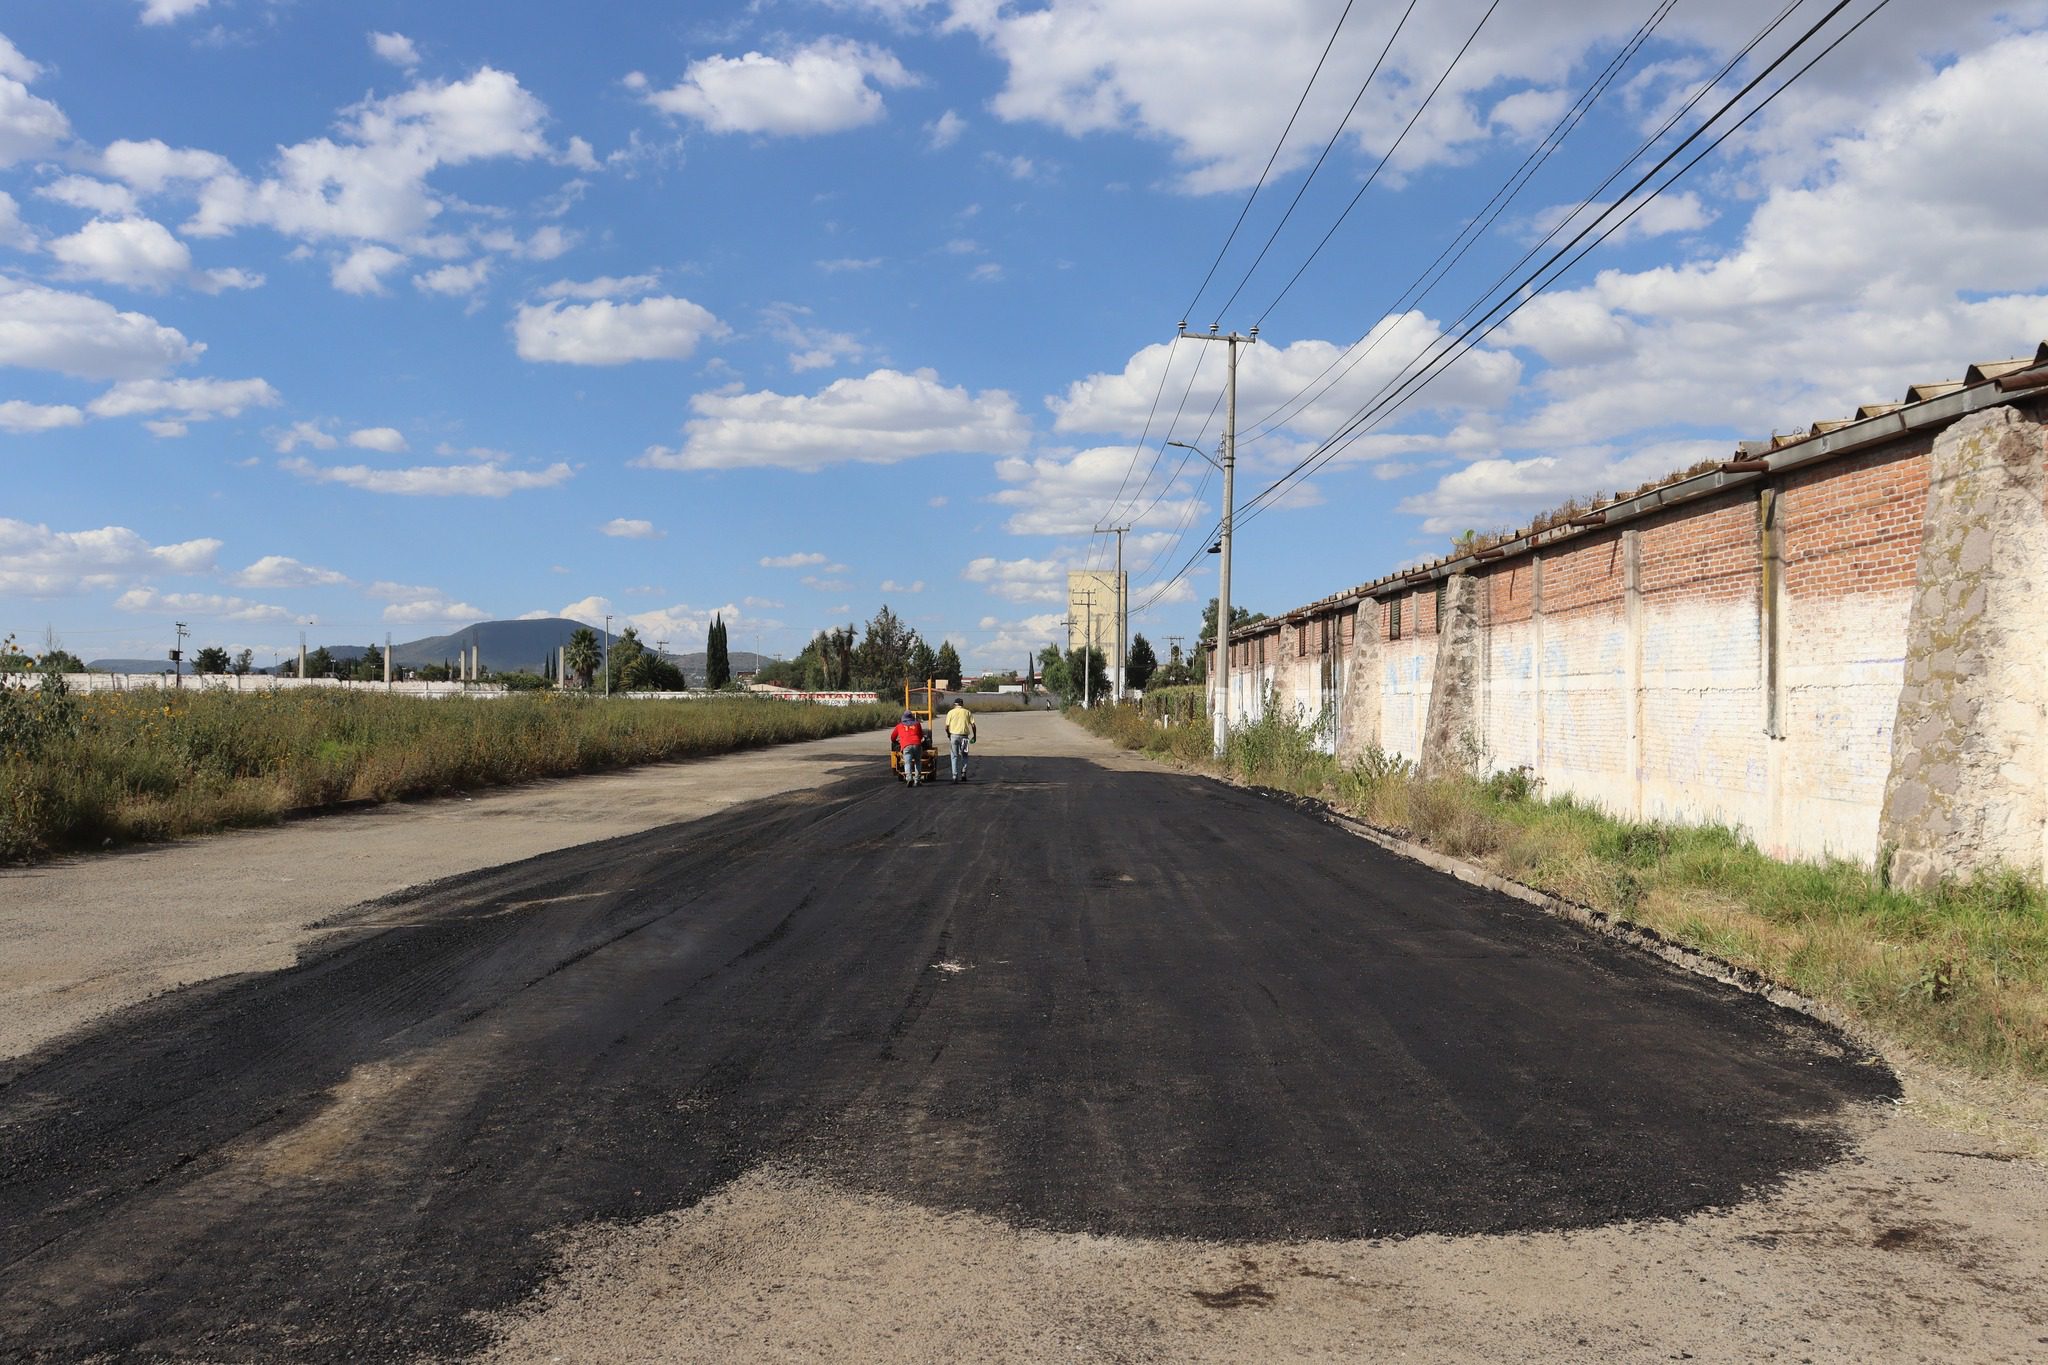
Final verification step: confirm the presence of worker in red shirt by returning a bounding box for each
[891,710,929,785]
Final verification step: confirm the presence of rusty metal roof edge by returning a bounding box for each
[1217,361,2048,645]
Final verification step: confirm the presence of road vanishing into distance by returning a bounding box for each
[0,714,1909,1361]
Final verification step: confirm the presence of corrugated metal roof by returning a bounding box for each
[1218,341,2048,645]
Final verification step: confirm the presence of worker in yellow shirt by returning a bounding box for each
[944,697,977,782]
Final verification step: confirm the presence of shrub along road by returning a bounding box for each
[1,714,2038,1362]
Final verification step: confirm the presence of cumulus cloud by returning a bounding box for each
[271,420,337,453]
[642,39,916,136]
[0,39,69,167]
[0,517,219,596]
[230,555,350,589]
[280,454,574,497]
[539,273,661,300]
[966,609,1067,667]
[0,277,201,380]
[989,445,1209,537]
[88,376,280,423]
[413,259,489,295]
[962,554,1066,604]
[138,0,210,25]
[762,302,866,372]
[601,517,663,539]
[116,586,290,623]
[879,578,925,593]
[925,109,965,149]
[184,67,563,255]
[38,176,139,217]
[0,399,84,433]
[639,367,1030,472]
[100,138,233,194]
[761,551,828,568]
[513,294,726,364]
[331,245,409,295]
[347,426,407,452]
[370,31,420,68]
[48,216,192,290]
[381,594,487,625]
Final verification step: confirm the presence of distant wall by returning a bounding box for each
[1214,393,2048,879]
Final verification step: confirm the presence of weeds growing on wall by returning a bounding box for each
[1072,699,2048,1085]
[0,688,898,864]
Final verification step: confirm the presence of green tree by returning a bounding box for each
[564,627,601,688]
[352,643,384,681]
[853,605,918,689]
[706,614,732,690]
[37,649,86,674]
[1036,643,1072,704]
[417,662,455,682]
[907,638,937,686]
[933,640,962,689]
[1126,634,1158,692]
[607,627,647,691]
[231,648,254,676]
[304,646,336,679]
[192,645,231,674]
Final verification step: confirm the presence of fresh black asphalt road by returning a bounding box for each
[0,716,1894,1361]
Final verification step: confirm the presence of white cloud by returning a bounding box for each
[989,444,1209,537]
[641,367,1030,472]
[116,586,290,623]
[38,176,139,217]
[88,376,280,423]
[0,190,29,249]
[382,596,486,625]
[925,109,965,149]
[280,455,574,497]
[1397,27,2048,533]
[138,0,210,25]
[100,139,232,194]
[761,552,828,568]
[969,262,1004,283]
[513,294,726,364]
[413,258,490,295]
[0,36,41,84]
[370,31,420,68]
[744,595,785,609]
[0,48,69,167]
[601,517,663,539]
[48,216,192,290]
[231,555,350,589]
[644,38,916,136]
[816,256,882,273]
[347,426,407,452]
[332,245,409,295]
[539,272,661,300]
[967,609,1067,667]
[0,517,219,596]
[762,302,865,372]
[0,277,200,380]
[272,420,337,453]
[0,399,84,433]
[879,579,925,593]
[198,267,264,293]
[962,555,1066,604]
[186,68,559,251]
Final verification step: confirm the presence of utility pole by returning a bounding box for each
[1094,524,1131,703]
[1071,589,1098,708]
[171,620,188,690]
[602,614,613,698]
[1176,321,1256,753]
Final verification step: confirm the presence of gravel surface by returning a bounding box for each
[0,714,2040,1362]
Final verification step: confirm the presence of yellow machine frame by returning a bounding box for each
[892,677,941,779]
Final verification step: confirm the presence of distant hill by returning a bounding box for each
[96,623,775,683]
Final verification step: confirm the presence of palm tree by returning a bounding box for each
[564,627,601,688]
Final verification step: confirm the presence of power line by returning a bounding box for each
[1205,0,1422,327]
[1237,0,1885,530]
[1181,0,1364,323]
[1234,0,1681,447]
[1243,0,1505,328]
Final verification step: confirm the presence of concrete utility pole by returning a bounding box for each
[384,631,392,689]
[1175,321,1256,754]
[297,629,307,681]
[1097,524,1131,703]
[171,621,188,690]
[602,614,613,699]
[1072,589,1098,708]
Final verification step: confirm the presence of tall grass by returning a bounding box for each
[0,685,897,862]
[1073,700,2048,1083]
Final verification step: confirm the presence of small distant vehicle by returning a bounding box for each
[890,677,941,785]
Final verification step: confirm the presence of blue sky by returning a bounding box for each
[3,0,2044,669]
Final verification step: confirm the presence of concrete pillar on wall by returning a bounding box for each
[471,643,480,681]
[1336,601,1384,761]
[1623,531,1644,818]
[1531,556,1546,773]
[297,641,307,680]
[1418,573,1485,779]
[558,645,567,689]
[1879,405,2048,890]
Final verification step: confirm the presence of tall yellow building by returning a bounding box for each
[1066,568,1127,693]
